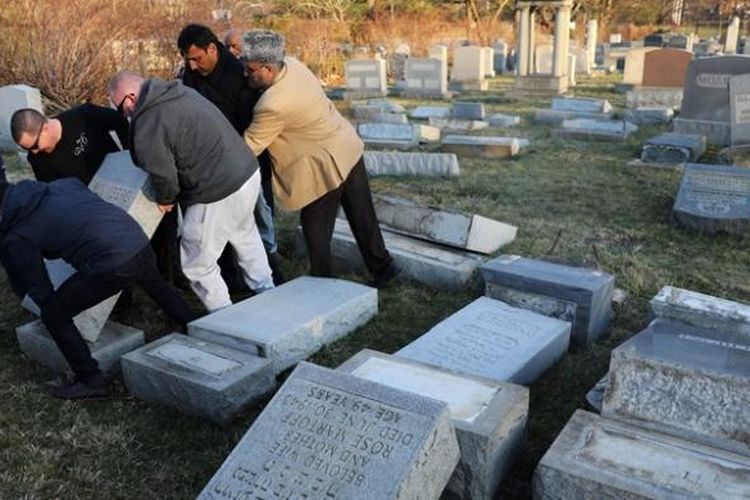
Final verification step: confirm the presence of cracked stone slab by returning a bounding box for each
[651,285,750,336]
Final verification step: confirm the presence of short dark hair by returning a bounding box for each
[10,108,45,143]
[177,24,220,54]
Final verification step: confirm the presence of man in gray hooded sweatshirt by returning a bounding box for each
[107,71,273,312]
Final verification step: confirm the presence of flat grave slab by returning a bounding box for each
[428,117,489,132]
[396,297,571,385]
[16,319,144,376]
[534,410,750,499]
[196,362,460,500]
[673,162,750,235]
[121,333,275,425]
[602,318,750,456]
[488,114,520,127]
[534,109,613,125]
[651,285,750,335]
[372,195,517,254]
[624,106,674,124]
[554,119,638,142]
[441,135,520,158]
[338,349,528,500]
[551,97,612,114]
[452,101,485,120]
[410,106,450,120]
[188,277,378,373]
[480,255,614,346]
[363,151,459,177]
[641,132,706,164]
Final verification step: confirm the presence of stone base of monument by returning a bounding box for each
[534,109,612,125]
[441,135,520,158]
[624,106,674,125]
[337,350,528,500]
[428,117,489,132]
[449,80,489,91]
[400,89,453,100]
[196,362,461,500]
[512,75,568,97]
[625,87,683,110]
[533,410,750,499]
[673,117,730,146]
[342,89,388,100]
[16,319,144,376]
[553,119,637,142]
[396,297,571,386]
[188,277,377,374]
[641,132,706,164]
[602,317,750,457]
[121,333,275,425]
[363,151,460,177]
[480,255,614,346]
[318,219,486,290]
[650,285,750,333]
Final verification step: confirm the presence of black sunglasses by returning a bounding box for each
[116,94,133,115]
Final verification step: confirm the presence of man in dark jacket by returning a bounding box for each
[107,71,274,312]
[0,178,196,399]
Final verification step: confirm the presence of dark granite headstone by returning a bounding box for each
[451,101,485,120]
[641,132,706,164]
[644,34,665,47]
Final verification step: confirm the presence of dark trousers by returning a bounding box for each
[300,157,391,278]
[258,150,275,216]
[151,210,179,283]
[40,245,197,382]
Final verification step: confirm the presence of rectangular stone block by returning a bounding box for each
[441,135,519,158]
[428,117,488,132]
[488,114,520,127]
[0,84,43,152]
[345,59,387,95]
[196,362,460,500]
[641,132,706,164]
[673,162,750,235]
[624,106,674,125]
[626,87,683,110]
[121,333,275,425]
[396,297,571,385]
[16,319,144,376]
[651,285,750,335]
[402,57,448,98]
[534,109,613,125]
[730,73,750,147]
[363,151,460,177]
[480,255,614,346]
[338,350,528,500]
[410,106,450,120]
[673,116,730,146]
[372,195,517,254]
[552,97,612,114]
[641,48,693,88]
[533,410,750,500]
[188,277,378,373]
[370,113,408,124]
[358,123,439,145]
[451,46,485,83]
[325,218,485,290]
[367,99,405,114]
[602,318,750,456]
[451,101,485,120]
[554,119,637,142]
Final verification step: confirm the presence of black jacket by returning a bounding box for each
[0,178,148,306]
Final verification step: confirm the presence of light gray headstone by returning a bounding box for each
[651,286,750,336]
[188,277,378,374]
[358,123,439,145]
[533,410,750,499]
[626,87,683,110]
[624,106,674,125]
[372,195,517,254]
[726,16,741,54]
[353,105,384,122]
[370,113,408,124]
[121,333,275,425]
[534,109,613,125]
[451,101,485,120]
[428,45,448,65]
[396,297,571,385]
[363,151,460,177]
[403,58,448,98]
[451,46,485,83]
[493,42,508,74]
[16,319,144,376]
[552,97,612,114]
[367,99,406,114]
[345,59,387,98]
[338,350,528,500]
[602,318,750,456]
[428,117,489,132]
[555,118,637,142]
[482,47,495,77]
[730,73,750,147]
[480,255,614,346]
[0,84,43,152]
[641,132,706,164]
[196,362,460,500]
[441,135,520,158]
[410,106,450,120]
[673,162,750,235]
[488,114,520,127]
[534,44,553,74]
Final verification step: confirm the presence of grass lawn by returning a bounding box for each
[1,74,748,499]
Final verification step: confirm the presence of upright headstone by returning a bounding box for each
[730,72,750,147]
[641,48,693,88]
[396,297,571,386]
[644,33,665,47]
[482,47,495,78]
[493,41,508,74]
[534,44,554,74]
[609,34,622,44]
[620,47,654,90]
[428,44,448,67]
[586,20,598,70]
[451,46,487,91]
[392,43,411,82]
[344,59,387,99]
[0,85,43,152]
[574,46,590,75]
[673,162,750,235]
[567,53,576,86]
[480,255,614,346]
[338,350,528,500]
[401,58,449,99]
[725,16,741,54]
[196,362,461,500]
[667,33,693,51]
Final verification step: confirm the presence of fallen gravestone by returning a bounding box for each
[428,117,488,132]
[372,195,517,254]
[624,106,674,124]
[344,59,387,99]
[554,119,637,142]
[452,102,485,120]
[441,135,520,158]
[0,84,43,152]
[673,162,750,235]
[188,277,378,374]
[367,99,405,114]
[534,410,750,499]
[651,285,750,334]
[535,98,613,125]
[641,132,706,164]
[358,123,440,148]
[488,114,521,127]
[730,72,750,147]
[396,297,571,385]
[352,105,407,124]
[196,362,460,500]
[626,88,683,110]
[16,320,144,376]
[363,151,460,177]
[480,255,614,346]
[602,317,750,457]
[338,350,528,500]
[410,106,450,120]
[121,333,275,425]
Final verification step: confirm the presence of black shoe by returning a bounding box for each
[268,252,286,286]
[50,377,109,400]
[368,263,401,289]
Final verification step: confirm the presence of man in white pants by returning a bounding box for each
[107,71,273,311]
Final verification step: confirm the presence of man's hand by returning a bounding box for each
[158,203,175,214]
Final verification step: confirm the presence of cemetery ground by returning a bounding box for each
[1,74,749,499]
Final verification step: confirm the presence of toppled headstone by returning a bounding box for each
[452,101,486,120]
[363,151,459,177]
[641,132,706,164]
[396,297,571,385]
[196,362,461,500]
[372,195,517,254]
[554,119,637,142]
[367,99,405,114]
[626,87,683,110]
[552,97,612,114]
[121,333,275,425]
[428,117,488,132]
[441,135,520,158]
[488,114,521,127]
[602,318,750,456]
[370,113,408,124]
[16,319,144,376]
[352,105,384,122]
[651,286,750,336]
[338,350,528,500]
[410,106,450,120]
[344,59,387,99]
[624,106,674,124]
[0,84,43,152]
[534,410,750,499]
[480,255,614,346]
[358,123,440,148]
[534,109,613,125]
[188,277,378,373]
[401,58,449,99]
[673,162,750,235]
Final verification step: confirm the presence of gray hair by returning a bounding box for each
[241,30,285,64]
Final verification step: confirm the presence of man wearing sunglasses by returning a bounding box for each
[10,105,129,185]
